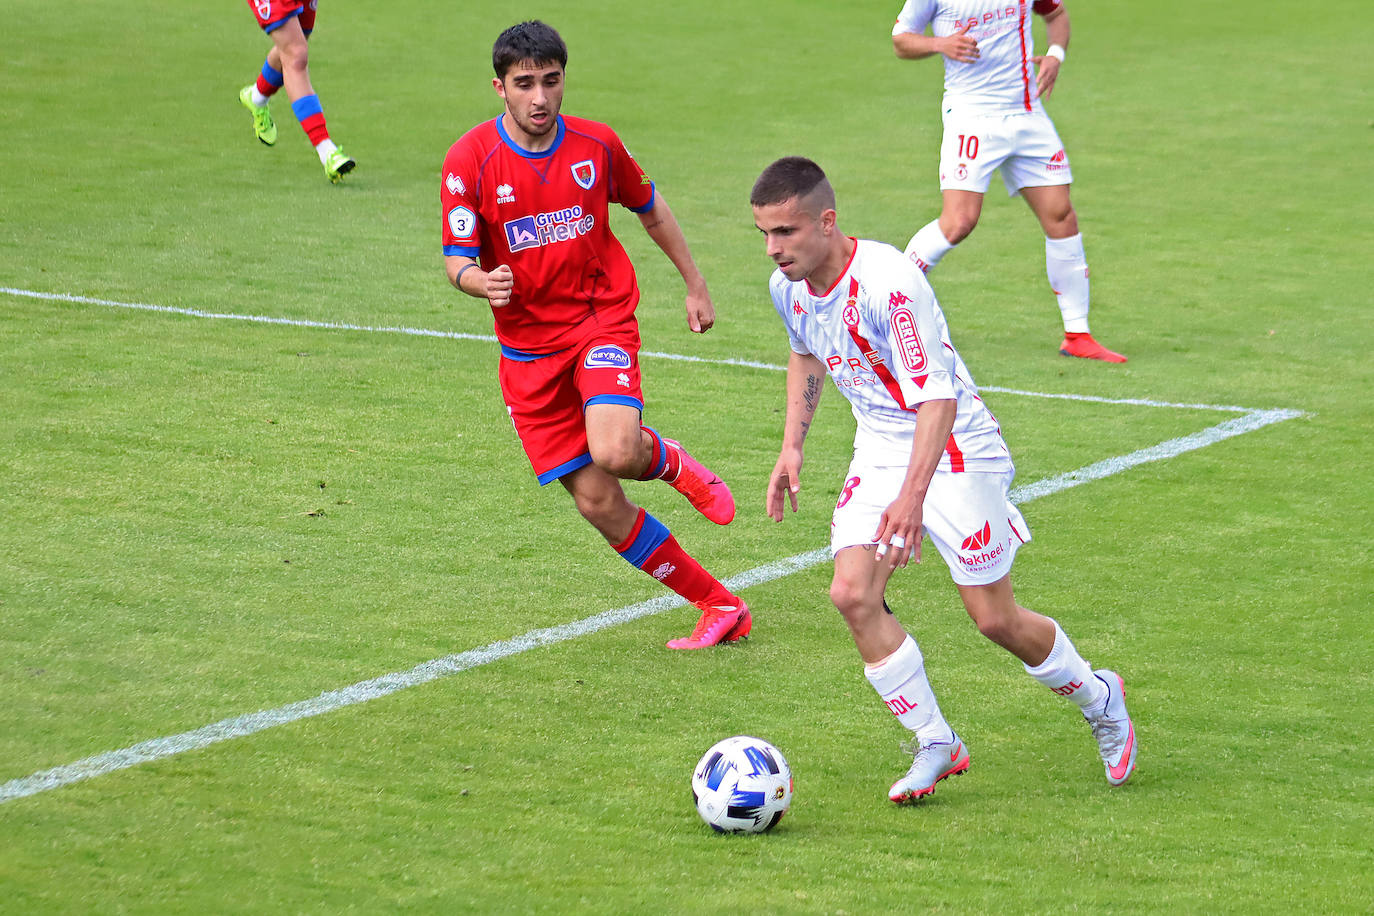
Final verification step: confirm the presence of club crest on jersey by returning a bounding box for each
[571,160,596,190]
[584,345,631,370]
[445,172,465,196]
[842,301,860,328]
[890,308,928,373]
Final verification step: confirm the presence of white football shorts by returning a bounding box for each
[830,462,1030,586]
[938,107,1072,197]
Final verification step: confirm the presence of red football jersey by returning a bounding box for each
[441,115,657,354]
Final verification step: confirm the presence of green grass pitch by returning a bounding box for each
[1,0,1371,911]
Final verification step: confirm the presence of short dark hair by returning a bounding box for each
[492,21,568,78]
[750,156,835,213]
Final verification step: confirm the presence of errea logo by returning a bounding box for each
[497,183,516,204]
[445,173,465,196]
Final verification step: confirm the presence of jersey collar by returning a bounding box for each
[804,237,859,298]
[495,115,566,159]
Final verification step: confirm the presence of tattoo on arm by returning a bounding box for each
[641,216,664,231]
[803,374,822,415]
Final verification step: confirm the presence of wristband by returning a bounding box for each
[1045,44,1066,62]
[455,262,480,291]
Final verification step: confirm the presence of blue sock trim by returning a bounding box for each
[642,426,667,479]
[291,94,323,122]
[617,512,670,569]
[260,61,284,88]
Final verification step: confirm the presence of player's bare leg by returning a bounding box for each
[904,189,983,273]
[831,546,967,802]
[957,573,1136,784]
[268,18,354,182]
[1021,184,1125,362]
[574,415,746,649]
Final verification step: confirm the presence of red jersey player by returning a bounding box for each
[440,21,748,649]
[237,0,355,183]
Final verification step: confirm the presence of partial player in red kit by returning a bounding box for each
[237,0,355,183]
[440,21,748,649]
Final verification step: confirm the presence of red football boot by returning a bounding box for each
[1059,332,1127,363]
[666,599,751,650]
[662,438,736,525]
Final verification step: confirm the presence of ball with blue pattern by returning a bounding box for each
[691,736,793,834]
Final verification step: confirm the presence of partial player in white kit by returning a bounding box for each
[750,157,1136,801]
[893,0,1128,362]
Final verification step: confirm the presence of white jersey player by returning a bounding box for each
[751,156,1136,801]
[893,0,1129,362]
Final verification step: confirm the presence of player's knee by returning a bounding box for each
[279,41,310,73]
[941,214,978,244]
[969,607,1015,648]
[572,489,619,529]
[589,443,641,480]
[829,577,869,617]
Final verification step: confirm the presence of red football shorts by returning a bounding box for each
[498,326,646,485]
[247,0,318,33]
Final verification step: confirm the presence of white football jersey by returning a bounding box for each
[769,239,1011,471]
[892,0,1062,112]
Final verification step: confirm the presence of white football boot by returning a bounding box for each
[1084,669,1137,785]
[888,732,970,804]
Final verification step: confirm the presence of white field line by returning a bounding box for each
[0,287,1305,802]
[0,287,1290,409]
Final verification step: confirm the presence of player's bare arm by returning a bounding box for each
[1033,5,1070,99]
[445,255,514,309]
[637,190,714,333]
[874,397,956,569]
[893,23,979,63]
[768,351,827,521]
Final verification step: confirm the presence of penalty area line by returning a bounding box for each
[0,404,1303,805]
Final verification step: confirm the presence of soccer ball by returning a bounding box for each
[690,735,792,834]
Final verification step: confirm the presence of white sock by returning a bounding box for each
[865,634,955,745]
[904,220,955,274]
[1045,233,1091,333]
[314,138,339,162]
[250,87,271,107]
[1023,619,1108,710]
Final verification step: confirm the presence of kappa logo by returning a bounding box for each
[583,345,632,370]
[890,308,928,373]
[571,159,596,189]
[792,300,807,316]
[889,291,912,308]
[496,183,516,204]
[444,173,465,196]
[651,561,676,581]
[961,521,993,552]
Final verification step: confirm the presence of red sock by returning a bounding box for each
[637,426,681,481]
[612,509,732,606]
[641,536,733,606]
[300,112,330,146]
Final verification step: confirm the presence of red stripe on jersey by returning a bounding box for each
[844,278,917,414]
[945,434,966,473]
[1018,1,1032,111]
